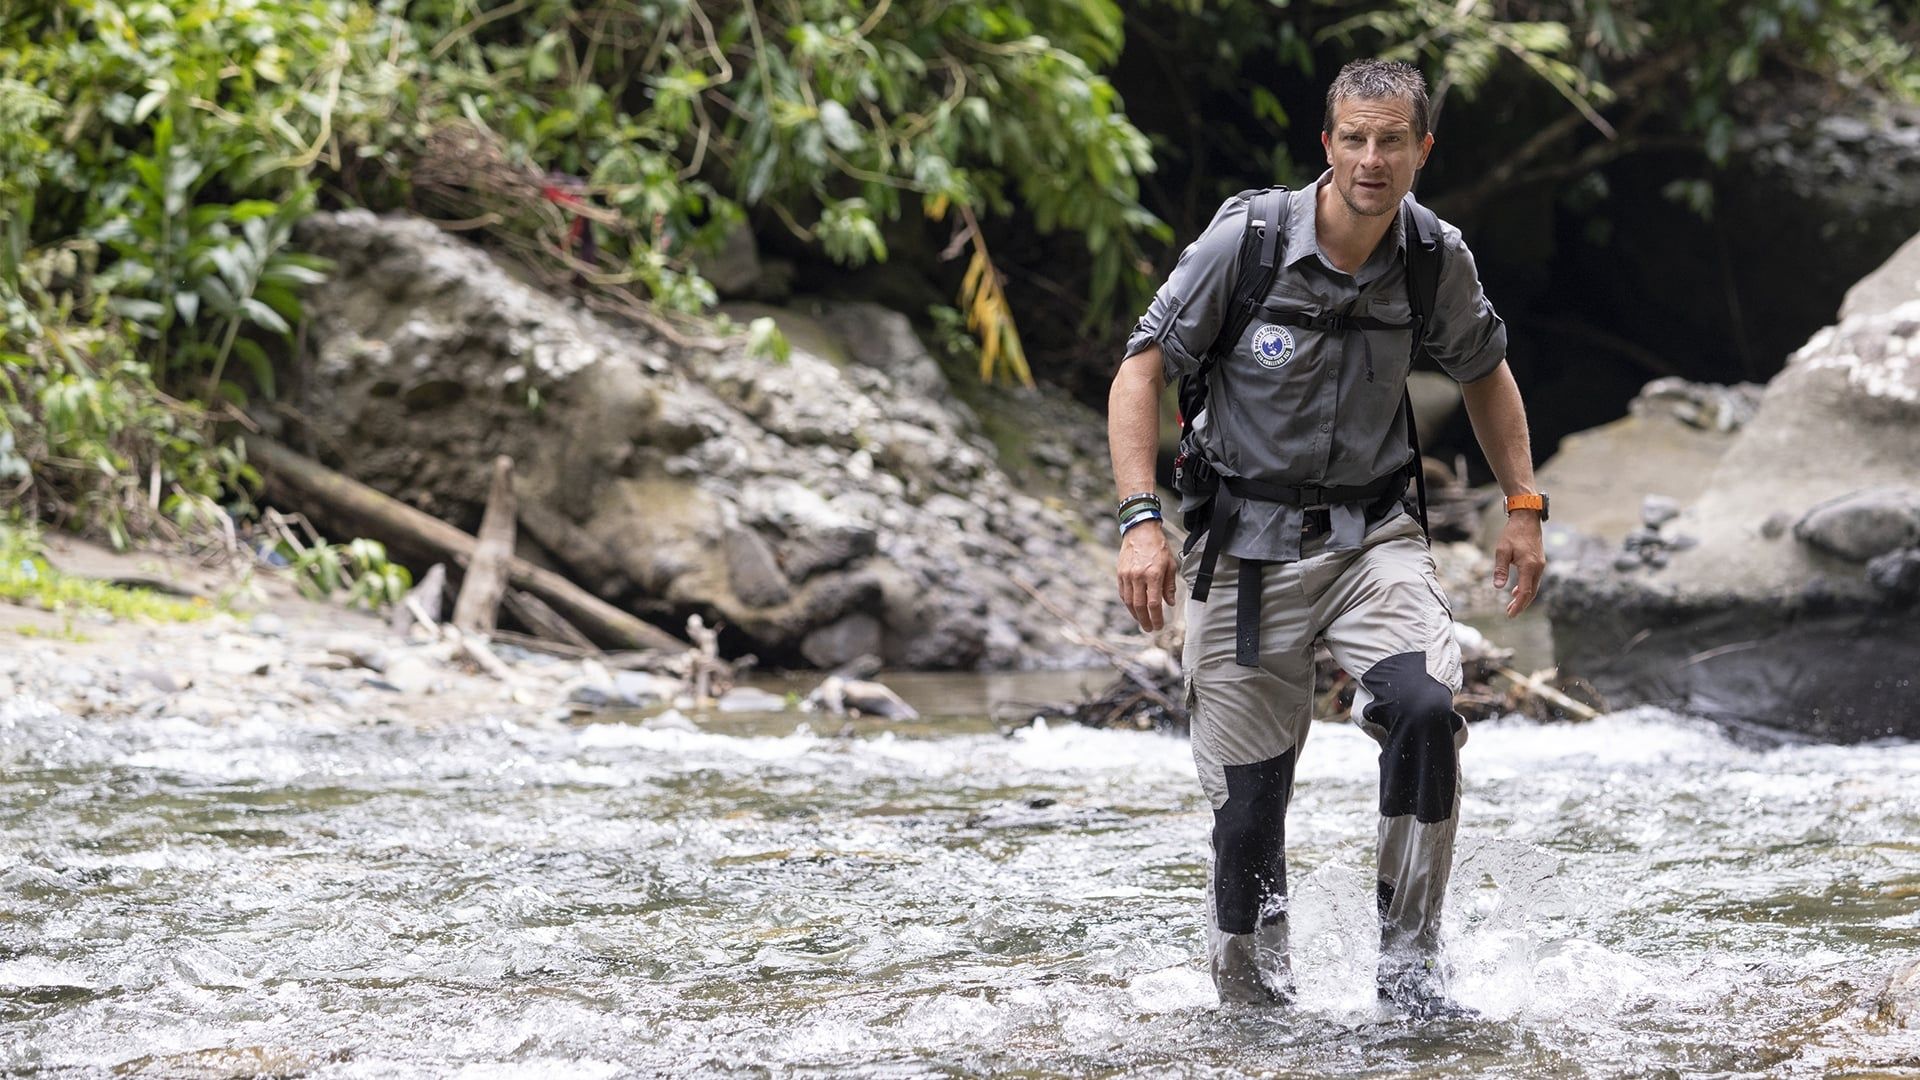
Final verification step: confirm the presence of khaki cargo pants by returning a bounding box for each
[1180,512,1467,1004]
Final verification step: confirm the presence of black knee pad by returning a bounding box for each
[1360,651,1462,824]
[1212,748,1296,935]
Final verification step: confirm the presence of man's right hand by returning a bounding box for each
[1118,522,1178,632]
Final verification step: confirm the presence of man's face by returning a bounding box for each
[1321,94,1433,219]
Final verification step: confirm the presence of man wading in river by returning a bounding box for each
[1106,59,1547,1018]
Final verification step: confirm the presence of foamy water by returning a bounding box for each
[2,689,1916,1077]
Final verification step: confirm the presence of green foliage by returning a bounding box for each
[1319,0,1918,214]
[745,317,792,364]
[0,0,388,545]
[401,0,1166,372]
[277,533,412,611]
[0,523,215,624]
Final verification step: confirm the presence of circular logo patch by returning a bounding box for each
[1251,324,1295,369]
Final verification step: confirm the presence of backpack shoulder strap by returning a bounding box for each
[1399,195,1443,540]
[1178,187,1290,429]
[1401,195,1442,366]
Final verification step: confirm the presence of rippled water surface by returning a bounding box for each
[3,679,1918,1078]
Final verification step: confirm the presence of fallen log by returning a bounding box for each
[503,589,599,653]
[243,434,684,653]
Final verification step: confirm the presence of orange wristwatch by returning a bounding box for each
[1504,493,1549,520]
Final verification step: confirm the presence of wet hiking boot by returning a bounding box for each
[1376,968,1478,1021]
[1217,975,1295,1009]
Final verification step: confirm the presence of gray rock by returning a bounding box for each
[779,524,879,582]
[323,634,388,672]
[640,708,699,732]
[612,670,678,707]
[703,222,762,298]
[813,300,951,399]
[1793,487,1920,562]
[716,687,789,713]
[1550,239,1920,741]
[1867,549,1920,600]
[1641,495,1682,529]
[136,669,192,694]
[288,210,1132,672]
[380,655,436,695]
[248,613,287,638]
[211,651,274,677]
[1760,511,1792,540]
[800,613,883,670]
[568,685,613,708]
[724,525,792,608]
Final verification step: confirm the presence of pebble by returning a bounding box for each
[717,687,789,713]
[135,670,192,694]
[1641,494,1681,529]
[380,655,436,696]
[248,613,287,637]
[641,709,699,733]
[210,652,274,677]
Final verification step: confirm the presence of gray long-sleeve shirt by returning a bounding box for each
[1124,172,1507,562]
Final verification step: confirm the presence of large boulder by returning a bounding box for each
[1547,232,1920,741]
[283,211,1128,670]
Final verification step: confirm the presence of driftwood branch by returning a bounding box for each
[451,455,516,635]
[243,434,685,653]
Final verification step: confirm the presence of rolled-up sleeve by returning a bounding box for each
[1427,224,1508,384]
[1124,195,1250,383]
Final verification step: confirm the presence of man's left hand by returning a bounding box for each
[1492,512,1546,617]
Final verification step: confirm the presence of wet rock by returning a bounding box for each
[1641,495,1681,529]
[612,670,679,707]
[723,525,792,608]
[1869,956,1920,1031]
[779,524,879,582]
[1793,487,1920,562]
[641,708,699,732]
[716,687,788,713]
[800,613,883,670]
[1550,237,1920,741]
[568,685,613,708]
[1867,549,1920,600]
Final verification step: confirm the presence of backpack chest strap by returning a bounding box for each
[1257,305,1422,334]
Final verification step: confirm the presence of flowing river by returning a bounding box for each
[3,673,1917,1077]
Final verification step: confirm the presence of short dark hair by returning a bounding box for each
[1323,59,1430,138]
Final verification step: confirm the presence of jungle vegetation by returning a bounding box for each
[1,0,1915,553]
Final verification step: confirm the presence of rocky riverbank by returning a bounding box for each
[1545,231,1920,741]
[264,211,1130,674]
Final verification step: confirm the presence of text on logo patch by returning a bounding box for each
[1251,324,1295,369]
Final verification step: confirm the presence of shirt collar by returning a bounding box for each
[1287,170,1409,275]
